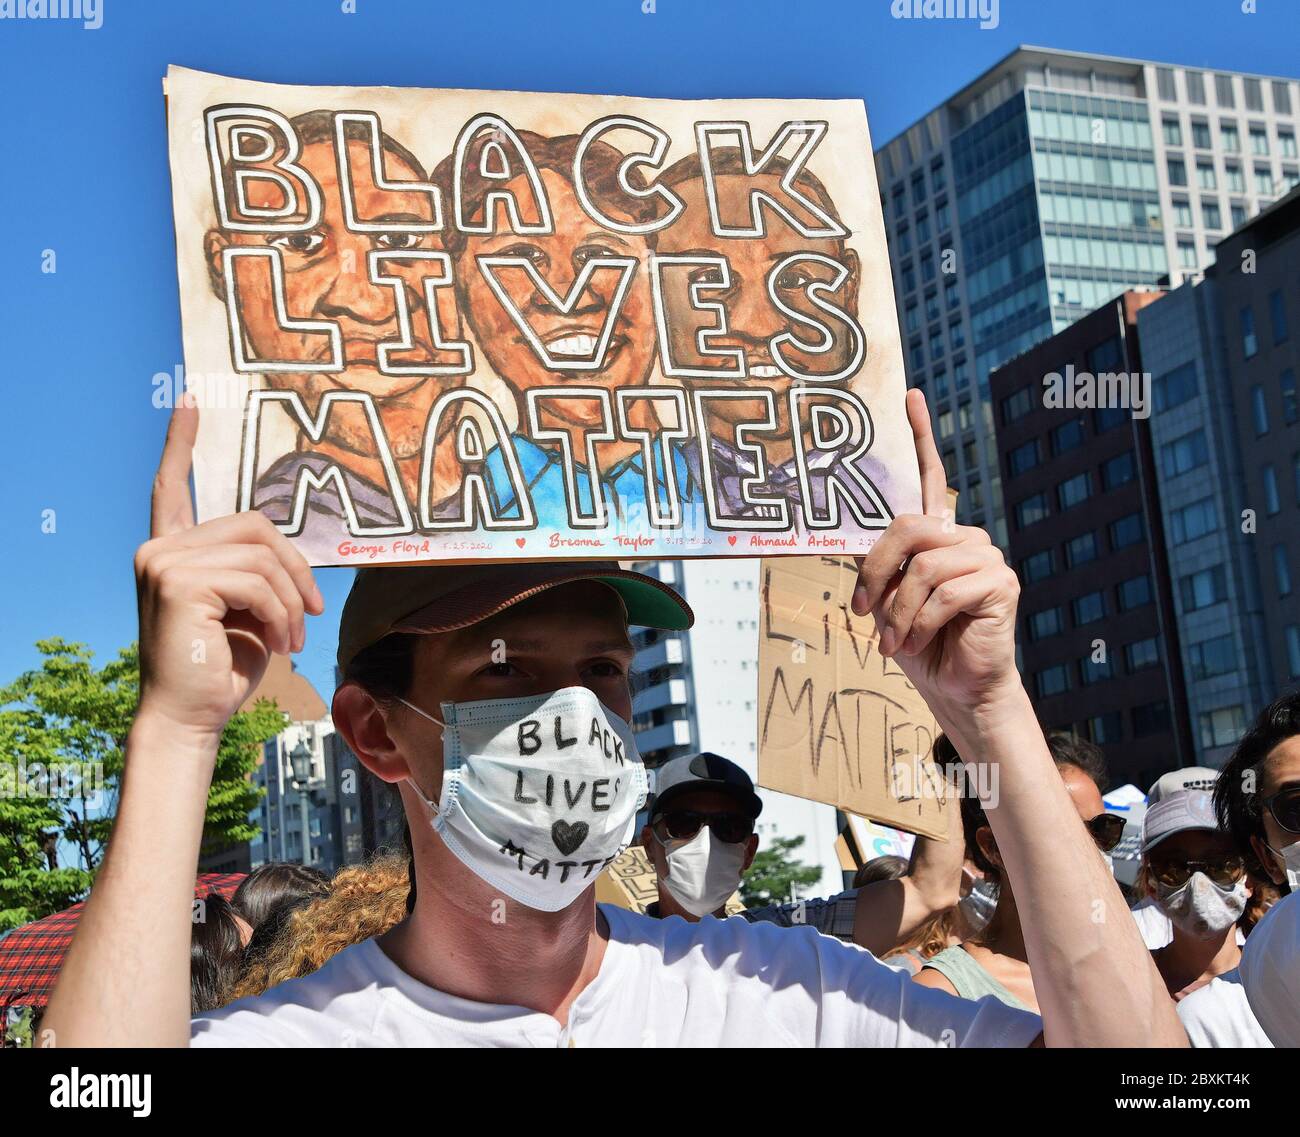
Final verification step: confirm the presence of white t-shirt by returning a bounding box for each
[192,904,1041,1048]
[1177,968,1274,1049]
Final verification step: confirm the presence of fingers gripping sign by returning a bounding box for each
[135,401,326,739]
[850,390,1020,715]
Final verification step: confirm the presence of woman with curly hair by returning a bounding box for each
[232,855,411,1001]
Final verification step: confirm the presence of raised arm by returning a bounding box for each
[851,781,964,956]
[41,401,323,1047]
[852,391,1184,1048]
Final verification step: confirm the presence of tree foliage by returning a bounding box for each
[0,639,282,930]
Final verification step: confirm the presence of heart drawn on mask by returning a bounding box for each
[551,819,589,856]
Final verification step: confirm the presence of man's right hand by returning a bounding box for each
[134,398,324,742]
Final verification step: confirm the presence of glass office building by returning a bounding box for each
[876,47,1300,547]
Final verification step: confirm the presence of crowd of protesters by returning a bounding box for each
[34,396,1300,1048]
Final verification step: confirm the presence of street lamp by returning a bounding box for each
[290,739,314,868]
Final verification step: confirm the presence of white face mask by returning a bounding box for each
[1265,838,1300,890]
[657,826,748,918]
[401,686,647,913]
[1154,871,1248,939]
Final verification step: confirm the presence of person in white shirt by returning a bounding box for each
[43,392,1184,1048]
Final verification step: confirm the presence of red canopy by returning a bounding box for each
[0,872,245,1017]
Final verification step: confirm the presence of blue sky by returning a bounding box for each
[0,0,1294,706]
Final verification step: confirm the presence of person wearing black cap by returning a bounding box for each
[641,752,763,921]
[45,393,1186,1048]
[642,752,969,959]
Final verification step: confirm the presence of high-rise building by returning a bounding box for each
[629,559,841,895]
[989,291,1194,788]
[875,46,1300,546]
[199,655,345,874]
[1137,187,1300,763]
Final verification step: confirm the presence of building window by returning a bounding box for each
[1015,493,1050,529]
[925,291,940,322]
[1241,307,1258,359]
[1273,81,1293,115]
[1189,635,1235,680]
[1167,158,1187,186]
[1225,164,1245,193]
[1094,405,1130,433]
[1154,363,1199,412]
[1057,472,1091,511]
[1050,418,1086,455]
[1288,626,1300,679]
[1250,127,1269,156]
[1021,549,1054,585]
[1244,77,1264,112]
[1027,606,1065,641]
[1173,198,1194,227]
[1252,384,1269,434]
[1191,121,1212,150]
[1073,590,1106,626]
[1156,67,1177,101]
[1281,130,1299,159]
[1088,712,1124,745]
[1001,386,1034,424]
[1134,700,1172,739]
[1117,573,1153,611]
[1276,544,1294,597]
[1254,165,1274,195]
[1263,464,1281,515]
[1035,664,1072,699]
[1180,564,1228,611]
[1199,706,1247,749]
[1282,369,1298,425]
[1007,439,1041,477]
[1178,240,1198,269]
[1109,512,1145,549]
[1161,429,1209,478]
[1080,655,1114,686]
[1201,200,1221,229]
[1125,637,1161,673]
[1162,117,1182,146]
[1196,162,1217,190]
[1213,74,1234,107]
[1170,497,1218,544]
[1230,202,1248,228]
[1187,71,1207,104]
[905,302,919,334]
[1220,121,1240,152]
[1065,531,1098,568]
[1270,290,1289,345]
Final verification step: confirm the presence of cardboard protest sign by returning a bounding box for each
[163,66,920,566]
[595,846,745,915]
[757,555,952,840]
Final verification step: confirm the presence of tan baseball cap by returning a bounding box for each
[337,561,693,671]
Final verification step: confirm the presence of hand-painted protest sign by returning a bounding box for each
[164,66,920,566]
[756,555,951,839]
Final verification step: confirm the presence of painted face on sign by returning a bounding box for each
[655,172,861,443]
[206,138,455,463]
[455,169,657,434]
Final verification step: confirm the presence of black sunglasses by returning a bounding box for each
[1264,785,1300,835]
[653,809,753,846]
[1086,812,1127,853]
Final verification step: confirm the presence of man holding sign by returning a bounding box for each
[43,391,1183,1047]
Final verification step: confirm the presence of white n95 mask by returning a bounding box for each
[401,686,647,912]
[1154,871,1248,938]
[658,826,748,918]
[1265,838,1300,890]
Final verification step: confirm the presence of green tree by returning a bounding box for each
[0,639,282,930]
[741,833,824,909]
